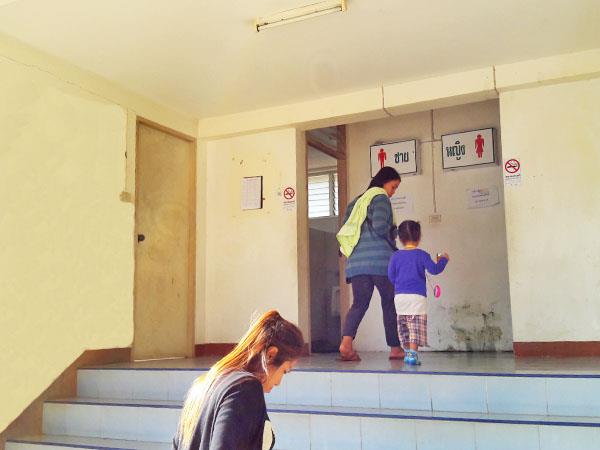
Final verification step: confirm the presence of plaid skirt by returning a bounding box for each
[397,314,428,347]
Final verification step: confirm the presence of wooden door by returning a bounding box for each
[133,120,196,360]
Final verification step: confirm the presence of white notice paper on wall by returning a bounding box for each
[391,193,414,214]
[241,176,263,210]
[467,186,500,209]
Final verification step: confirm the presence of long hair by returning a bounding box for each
[176,310,304,448]
[368,166,401,189]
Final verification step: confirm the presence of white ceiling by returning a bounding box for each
[1,0,598,119]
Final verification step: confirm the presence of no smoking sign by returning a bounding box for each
[504,159,520,174]
[503,158,522,186]
[283,187,295,200]
[282,186,296,211]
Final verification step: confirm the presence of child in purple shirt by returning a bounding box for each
[388,220,449,365]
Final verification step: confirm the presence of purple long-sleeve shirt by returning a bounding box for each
[388,248,448,297]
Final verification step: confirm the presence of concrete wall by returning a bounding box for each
[308,147,337,171]
[196,47,600,349]
[201,128,307,343]
[346,100,513,352]
[500,78,600,343]
[3,37,596,436]
[309,216,338,233]
[0,35,196,432]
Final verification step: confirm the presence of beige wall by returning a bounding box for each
[346,100,513,351]
[195,48,599,351]
[3,33,599,435]
[500,78,600,342]
[201,128,307,343]
[0,55,132,431]
[0,36,196,432]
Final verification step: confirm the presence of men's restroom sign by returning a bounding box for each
[370,139,418,177]
[441,128,495,169]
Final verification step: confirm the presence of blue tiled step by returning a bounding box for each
[269,403,600,427]
[6,436,168,450]
[269,405,600,450]
[78,366,600,417]
[42,398,600,450]
[77,368,205,402]
[43,399,180,442]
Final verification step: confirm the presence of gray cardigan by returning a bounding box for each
[343,193,396,280]
[173,371,273,450]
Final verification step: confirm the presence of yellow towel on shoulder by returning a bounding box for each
[336,187,387,257]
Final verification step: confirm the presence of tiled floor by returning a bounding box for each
[8,435,170,450]
[12,352,600,450]
[90,351,600,375]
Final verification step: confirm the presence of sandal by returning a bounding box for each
[338,351,361,362]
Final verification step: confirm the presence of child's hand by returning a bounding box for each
[440,252,450,261]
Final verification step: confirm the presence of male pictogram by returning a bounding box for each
[378,148,387,168]
[475,134,485,159]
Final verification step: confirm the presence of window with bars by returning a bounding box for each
[308,171,338,218]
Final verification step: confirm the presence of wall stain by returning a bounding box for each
[448,304,503,351]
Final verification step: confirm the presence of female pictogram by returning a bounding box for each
[475,134,485,158]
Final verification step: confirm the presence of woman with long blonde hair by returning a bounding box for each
[173,310,304,450]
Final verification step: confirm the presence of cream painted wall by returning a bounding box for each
[500,78,600,342]
[203,129,304,343]
[0,57,132,430]
[195,49,600,351]
[346,100,513,352]
[0,36,197,432]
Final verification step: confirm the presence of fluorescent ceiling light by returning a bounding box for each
[255,0,346,32]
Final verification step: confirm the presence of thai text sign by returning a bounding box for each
[370,139,418,177]
[441,128,495,169]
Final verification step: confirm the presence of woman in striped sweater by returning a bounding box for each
[339,167,404,361]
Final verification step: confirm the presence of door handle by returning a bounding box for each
[137,234,145,242]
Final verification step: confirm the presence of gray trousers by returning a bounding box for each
[342,275,401,347]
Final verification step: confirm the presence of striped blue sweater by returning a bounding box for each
[343,194,396,280]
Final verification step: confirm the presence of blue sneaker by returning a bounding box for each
[405,350,421,366]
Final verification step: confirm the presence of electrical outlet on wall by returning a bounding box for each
[429,214,442,224]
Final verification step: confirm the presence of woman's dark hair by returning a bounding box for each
[397,220,421,244]
[368,166,401,189]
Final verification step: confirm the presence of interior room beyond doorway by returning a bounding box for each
[307,99,513,354]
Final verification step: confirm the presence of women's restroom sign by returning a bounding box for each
[370,139,418,177]
[441,128,495,169]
